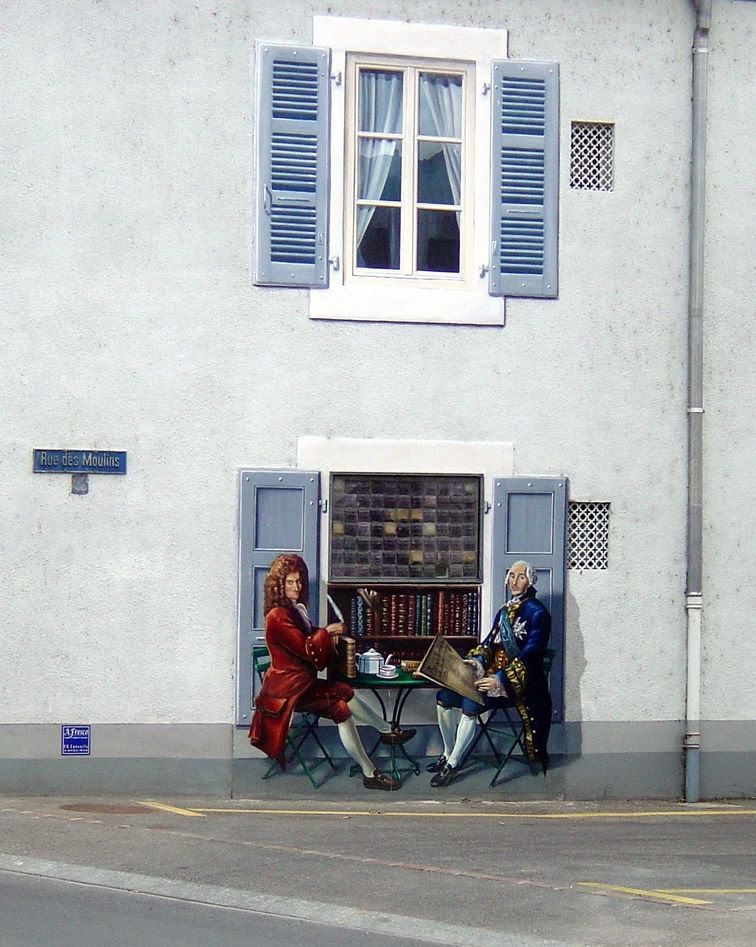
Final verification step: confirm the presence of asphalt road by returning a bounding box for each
[1,795,754,946]
[0,872,429,947]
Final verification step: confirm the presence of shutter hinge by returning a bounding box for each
[329,255,340,272]
[484,501,492,515]
[481,82,491,95]
[479,264,489,278]
[319,498,328,513]
[331,71,342,86]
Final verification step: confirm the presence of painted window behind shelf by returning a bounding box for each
[329,473,483,582]
[237,468,568,723]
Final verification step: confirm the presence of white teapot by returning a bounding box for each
[356,648,383,675]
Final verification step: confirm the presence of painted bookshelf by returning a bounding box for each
[326,472,484,660]
[326,584,480,661]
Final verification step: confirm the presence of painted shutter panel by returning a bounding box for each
[489,60,559,298]
[490,477,568,720]
[236,469,320,725]
[255,44,330,288]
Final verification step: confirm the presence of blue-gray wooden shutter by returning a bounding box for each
[236,468,320,725]
[490,477,568,721]
[489,60,559,298]
[254,43,330,288]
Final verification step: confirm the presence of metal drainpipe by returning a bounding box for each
[684,0,710,804]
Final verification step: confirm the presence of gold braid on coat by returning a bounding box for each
[466,599,526,677]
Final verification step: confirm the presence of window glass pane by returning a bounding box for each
[359,69,403,134]
[417,141,460,205]
[357,139,402,202]
[416,209,460,273]
[418,73,462,138]
[357,205,401,270]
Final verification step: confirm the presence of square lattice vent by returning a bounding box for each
[570,122,614,191]
[568,501,610,570]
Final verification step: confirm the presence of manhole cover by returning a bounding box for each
[59,803,150,815]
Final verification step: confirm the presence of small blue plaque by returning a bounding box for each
[61,725,91,756]
[33,450,126,475]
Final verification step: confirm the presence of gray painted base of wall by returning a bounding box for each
[0,723,232,797]
[0,758,231,796]
[231,722,688,801]
[1,722,753,800]
[230,753,693,801]
[700,753,756,800]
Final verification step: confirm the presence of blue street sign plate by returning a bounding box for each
[61,725,91,756]
[34,450,127,474]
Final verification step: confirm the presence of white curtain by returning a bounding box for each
[419,74,462,214]
[356,71,403,248]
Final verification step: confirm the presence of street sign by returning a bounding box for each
[33,450,127,474]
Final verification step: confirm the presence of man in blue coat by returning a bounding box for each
[428,560,553,787]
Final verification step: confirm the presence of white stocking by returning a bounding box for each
[337,718,375,777]
[346,696,391,734]
[436,704,459,758]
[447,713,478,769]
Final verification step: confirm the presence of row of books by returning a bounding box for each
[346,589,479,638]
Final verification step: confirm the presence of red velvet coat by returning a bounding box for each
[248,605,353,766]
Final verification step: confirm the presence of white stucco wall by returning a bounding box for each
[701,0,756,722]
[0,0,752,769]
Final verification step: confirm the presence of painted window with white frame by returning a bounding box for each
[254,17,559,326]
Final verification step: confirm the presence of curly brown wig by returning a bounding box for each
[263,554,309,615]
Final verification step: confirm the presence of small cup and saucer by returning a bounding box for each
[377,664,398,679]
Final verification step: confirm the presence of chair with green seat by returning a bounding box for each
[463,647,555,788]
[252,645,336,788]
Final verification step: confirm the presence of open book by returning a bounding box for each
[415,635,485,705]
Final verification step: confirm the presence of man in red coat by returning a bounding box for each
[249,554,414,790]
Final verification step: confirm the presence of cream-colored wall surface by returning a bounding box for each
[1,1,254,723]
[701,0,756,722]
[1,1,750,738]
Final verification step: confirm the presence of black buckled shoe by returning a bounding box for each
[430,763,458,788]
[379,727,416,745]
[363,769,400,791]
[425,754,447,773]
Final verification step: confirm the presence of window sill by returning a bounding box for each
[309,280,504,326]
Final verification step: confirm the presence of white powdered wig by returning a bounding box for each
[505,560,537,587]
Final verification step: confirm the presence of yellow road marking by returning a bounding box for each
[494,809,756,820]
[189,807,755,820]
[138,800,206,818]
[576,882,711,905]
[658,888,756,895]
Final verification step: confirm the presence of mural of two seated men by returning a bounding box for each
[249,555,552,789]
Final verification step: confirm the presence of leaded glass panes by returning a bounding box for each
[330,474,482,582]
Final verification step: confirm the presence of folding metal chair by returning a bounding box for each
[463,648,555,788]
[252,645,336,788]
